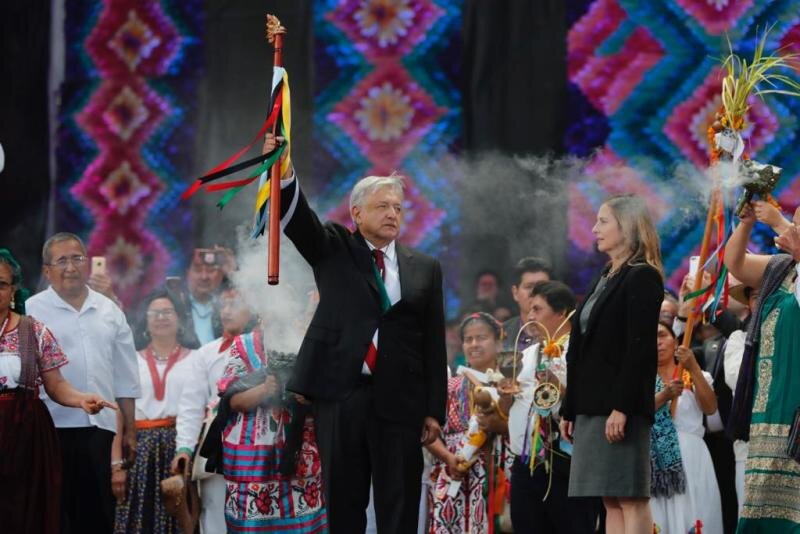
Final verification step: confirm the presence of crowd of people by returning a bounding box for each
[1,134,799,534]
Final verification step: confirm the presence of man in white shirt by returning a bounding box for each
[172,283,256,534]
[507,281,600,533]
[26,232,140,534]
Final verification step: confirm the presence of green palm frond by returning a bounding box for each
[719,25,800,129]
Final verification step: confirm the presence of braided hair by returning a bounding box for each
[0,249,31,314]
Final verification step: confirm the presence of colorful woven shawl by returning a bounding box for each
[649,375,687,498]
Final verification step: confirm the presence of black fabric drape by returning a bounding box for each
[459,1,568,301]
[463,0,567,154]
[0,0,51,281]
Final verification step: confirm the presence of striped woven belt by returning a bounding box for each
[135,416,176,429]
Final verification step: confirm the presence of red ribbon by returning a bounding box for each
[218,334,236,354]
[144,346,184,401]
[205,176,259,192]
[181,84,284,200]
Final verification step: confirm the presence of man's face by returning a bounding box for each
[187,257,223,301]
[351,186,404,245]
[476,274,499,302]
[511,271,550,317]
[43,239,89,299]
[526,295,567,338]
[660,299,678,324]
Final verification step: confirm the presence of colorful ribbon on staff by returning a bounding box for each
[181,66,291,237]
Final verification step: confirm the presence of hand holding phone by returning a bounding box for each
[91,256,107,276]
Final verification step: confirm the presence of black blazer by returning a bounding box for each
[561,262,663,422]
[280,180,448,426]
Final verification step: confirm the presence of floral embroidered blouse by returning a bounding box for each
[0,317,68,389]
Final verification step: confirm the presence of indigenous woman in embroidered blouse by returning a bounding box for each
[0,249,114,533]
[650,322,722,534]
[425,312,513,534]
[559,195,664,534]
[217,328,328,533]
[113,289,199,533]
[724,204,800,532]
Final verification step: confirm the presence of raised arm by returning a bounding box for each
[262,133,338,266]
[724,203,770,289]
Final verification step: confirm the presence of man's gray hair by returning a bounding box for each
[349,173,405,221]
[42,232,87,264]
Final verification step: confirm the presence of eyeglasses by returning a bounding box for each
[48,255,87,269]
[146,309,177,319]
[0,281,12,291]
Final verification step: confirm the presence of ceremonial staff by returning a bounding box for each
[671,30,799,415]
[266,15,285,285]
[181,13,291,285]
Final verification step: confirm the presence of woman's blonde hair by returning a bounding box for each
[603,194,664,278]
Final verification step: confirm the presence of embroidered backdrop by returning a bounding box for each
[566,0,800,291]
[56,0,203,306]
[311,0,463,312]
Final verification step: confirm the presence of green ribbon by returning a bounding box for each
[683,264,728,303]
[371,262,392,312]
[684,284,712,302]
[215,144,286,209]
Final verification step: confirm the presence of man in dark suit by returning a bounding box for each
[267,135,447,533]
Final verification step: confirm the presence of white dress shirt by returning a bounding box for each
[278,174,402,374]
[363,240,401,374]
[175,337,231,452]
[27,286,141,433]
[723,329,749,462]
[508,339,569,456]
[135,349,198,420]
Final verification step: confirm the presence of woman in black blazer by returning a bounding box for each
[559,194,664,534]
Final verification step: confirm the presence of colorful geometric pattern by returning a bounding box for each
[566,0,800,291]
[312,0,463,313]
[57,0,203,306]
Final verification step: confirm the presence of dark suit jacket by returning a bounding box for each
[561,262,663,422]
[280,180,448,426]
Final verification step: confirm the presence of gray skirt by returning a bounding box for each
[568,414,651,498]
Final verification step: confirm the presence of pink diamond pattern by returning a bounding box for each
[72,154,161,220]
[102,85,150,141]
[569,0,664,117]
[674,0,754,36]
[329,64,444,169]
[79,79,167,149]
[71,0,182,304]
[664,68,779,166]
[85,1,179,77]
[327,0,443,61]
